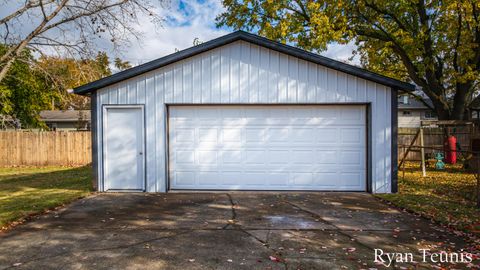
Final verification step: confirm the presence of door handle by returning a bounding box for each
[139,152,143,155]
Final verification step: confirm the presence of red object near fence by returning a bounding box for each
[444,135,457,164]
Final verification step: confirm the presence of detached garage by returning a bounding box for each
[74,31,414,193]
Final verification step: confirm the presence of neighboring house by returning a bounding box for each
[470,98,480,121]
[74,31,414,194]
[40,110,91,131]
[397,95,480,127]
[398,95,437,128]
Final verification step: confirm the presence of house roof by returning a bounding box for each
[39,110,91,122]
[398,98,433,110]
[74,31,415,95]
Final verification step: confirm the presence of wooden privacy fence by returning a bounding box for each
[0,131,91,166]
[398,127,473,161]
[0,129,474,166]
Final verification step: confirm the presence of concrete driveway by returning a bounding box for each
[0,193,476,269]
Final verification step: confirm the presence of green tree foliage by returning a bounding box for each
[217,0,480,120]
[0,45,59,128]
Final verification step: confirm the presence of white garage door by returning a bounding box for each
[168,105,366,191]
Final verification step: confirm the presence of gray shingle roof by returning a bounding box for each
[39,110,90,122]
[398,98,433,110]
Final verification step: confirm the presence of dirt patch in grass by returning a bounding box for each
[0,166,92,230]
[377,162,480,236]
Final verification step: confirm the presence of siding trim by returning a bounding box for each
[391,88,399,193]
[366,103,372,193]
[74,31,415,95]
[90,92,99,191]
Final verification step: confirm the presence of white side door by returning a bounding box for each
[103,106,145,191]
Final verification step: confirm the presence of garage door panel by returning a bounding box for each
[198,128,218,142]
[291,150,315,164]
[313,172,340,187]
[197,172,220,185]
[174,171,195,186]
[316,128,337,143]
[222,128,242,142]
[169,105,366,191]
[172,150,365,168]
[341,128,364,144]
[173,128,195,142]
[269,150,290,164]
[340,150,362,165]
[175,150,195,164]
[222,150,243,163]
[291,172,314,185]
[245,150,267,164]
[267,173,290,186]
[338,172,364,188]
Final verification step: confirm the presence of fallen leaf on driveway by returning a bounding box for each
[269,256,281,262]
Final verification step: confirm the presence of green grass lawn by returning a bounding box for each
[377,162,480,236]
[0,166,92,230]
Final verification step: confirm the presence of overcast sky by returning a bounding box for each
[1,0,358,66]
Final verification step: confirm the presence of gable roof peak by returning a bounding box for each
[74,31,414,95]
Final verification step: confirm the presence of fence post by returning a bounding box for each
[477,157,479,208]
[420,128,426,177]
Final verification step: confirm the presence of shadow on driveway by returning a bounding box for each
[0,192,477,269]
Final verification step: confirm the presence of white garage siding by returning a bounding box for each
[93,40,393,193]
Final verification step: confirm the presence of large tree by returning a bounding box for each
[217,0,480,120]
